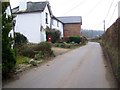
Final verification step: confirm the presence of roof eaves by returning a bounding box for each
[15,10,43,14]
[52,16,63,23]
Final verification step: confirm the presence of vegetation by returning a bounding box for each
[16,55,30,65]
[46,27,61,43]
[69,36,81,44]
[17,42,53,59]
[53,36,88,49]
[2,2,16,78]
[101,18,120,85]
[15,32,28,46]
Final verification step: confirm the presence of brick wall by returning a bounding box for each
[63,23,81,37]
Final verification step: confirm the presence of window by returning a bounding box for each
[57,21,59,27]
[52,19,54,26]
[46,13,48,24]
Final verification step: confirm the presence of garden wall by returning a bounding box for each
[102,18,120,85]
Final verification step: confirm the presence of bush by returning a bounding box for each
[18,42,53,58]
[62,37,70,43]
[37,42,51,51]
[2,48,16,76]
[34,51,44,60]
[36,42,53,57]
[69,36,81,44]
[18,44,36,58]
[46,27,61,43]
[15,32,28,46]
[20,48,36,58]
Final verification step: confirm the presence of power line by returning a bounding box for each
[107,3,118,25]
[84,0,103,17]
[104,0,114,19]
[63,0,88,15]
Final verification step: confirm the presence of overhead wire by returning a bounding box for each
[107,3,118,26]
[84,0,104,17]
[63,0,88,15]
[104,0,114,19]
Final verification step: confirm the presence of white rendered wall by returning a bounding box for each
[15,12,45,43]
[52,19,64,37]
[41,5,51,29]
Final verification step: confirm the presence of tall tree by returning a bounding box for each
[2,1,16,78]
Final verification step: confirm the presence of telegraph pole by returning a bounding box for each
[103,20,105,32]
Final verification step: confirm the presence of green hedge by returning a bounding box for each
[69,36,81,44]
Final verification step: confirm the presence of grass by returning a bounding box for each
[16,55,30,65]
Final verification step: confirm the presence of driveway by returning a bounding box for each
[3,42,117,88]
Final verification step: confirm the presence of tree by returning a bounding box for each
[2,2,16,78]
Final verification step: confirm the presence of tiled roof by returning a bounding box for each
[57,16,82,24]
[12,1,50,14]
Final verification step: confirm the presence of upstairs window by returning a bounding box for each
[46,13,48,24]
[57,21,59,27]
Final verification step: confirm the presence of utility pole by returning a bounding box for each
[103,20,105,32]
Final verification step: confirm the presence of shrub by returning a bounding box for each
[2,48,16,76]
[2,2,16,78]
[20,48,36,58]
[46,27,61,43]
[34,51,44,60]
[36,42,53,57]
[69,36,81,44]
[62,37,70,43]
[15,32,28,46]
[18,44,36,58]
[36,42,52,52]
[17,42,53,59]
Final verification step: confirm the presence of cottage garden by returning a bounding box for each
[14,29,87,74]
[2,2,87,78]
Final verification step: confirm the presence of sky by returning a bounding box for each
[9,0,119,31]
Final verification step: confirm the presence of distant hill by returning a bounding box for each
[81,29,104,38]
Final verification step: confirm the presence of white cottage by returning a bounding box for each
[13,1,63,43]
[51,16,64,37]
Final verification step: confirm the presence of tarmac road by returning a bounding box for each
[3,42,117,88]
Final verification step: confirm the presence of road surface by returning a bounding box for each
[3,42,117,88]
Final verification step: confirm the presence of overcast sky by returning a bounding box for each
[10,0,119,30]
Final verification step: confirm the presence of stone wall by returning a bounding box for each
[102,18,120,85]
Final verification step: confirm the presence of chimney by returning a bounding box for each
[19,0,27,11]
[118,1,120,18]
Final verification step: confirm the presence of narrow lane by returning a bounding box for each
[3,42,117,88]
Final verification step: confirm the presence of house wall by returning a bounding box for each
[63,23,81,37]
[41,5,51,29]
[15,12,44,43]
[15,5,52,43]
[51,19,64,37]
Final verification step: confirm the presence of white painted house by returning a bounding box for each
[13,1,82,43]
[51,16,64,37]
[13,1,63,43]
